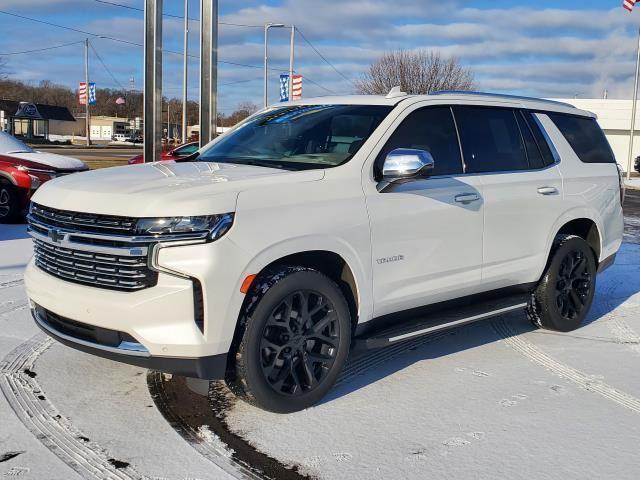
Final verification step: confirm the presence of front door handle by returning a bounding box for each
[455,193,481,204]
[537,186,558,195]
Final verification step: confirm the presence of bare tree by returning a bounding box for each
[356,50,474,95]
[218,101,259,127]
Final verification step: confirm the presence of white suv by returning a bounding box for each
[24,90,624,412]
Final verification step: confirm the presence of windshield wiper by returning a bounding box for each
[201,157,295,171]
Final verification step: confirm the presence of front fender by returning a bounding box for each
[232,235,374,324]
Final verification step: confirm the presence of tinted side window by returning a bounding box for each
[515,111,544,169]
[523,112,556,167]
[376,107,463,178]
[453,107,528,173]
[548,113,615,164]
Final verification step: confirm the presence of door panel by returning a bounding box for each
[452,105,564,289]
[480,167,563,289]
[366,176,484,317]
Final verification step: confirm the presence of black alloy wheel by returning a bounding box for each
[228,266,351,413]
[527,235,597,332]
[0,181,20,223]
[260,290,339,396]
[555,249,592,321]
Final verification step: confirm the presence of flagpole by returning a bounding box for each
[627,27,640,180]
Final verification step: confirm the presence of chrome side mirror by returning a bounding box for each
[382,148,434,179]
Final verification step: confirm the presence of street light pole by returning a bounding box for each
[181,0,188,143]
[628,27,640,180]
[289,25,295,100]
[84,38,90,146]
[263,23,284,108]
[144,0,163,163]
[200,0,218,146]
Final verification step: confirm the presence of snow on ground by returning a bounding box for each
[0,222,639,479]
[222,243,640,480]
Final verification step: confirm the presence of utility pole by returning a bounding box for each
[200,0,218,146]
[289,25,295,100]
[628,27,640,180]
[263,23,284,108]
[144,0,163,163]
[182,0,188,143]
[84,38,90,146]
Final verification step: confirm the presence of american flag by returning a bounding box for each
[79,82,97,105]
[624,0,636,12]
[291,75,303,100]
[79,82,88,105]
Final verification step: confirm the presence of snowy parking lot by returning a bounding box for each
[1,195,640,480]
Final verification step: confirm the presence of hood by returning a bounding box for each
[31,161,324,217]
[10,151,88,171]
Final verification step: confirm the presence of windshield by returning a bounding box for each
[197,104,392,170]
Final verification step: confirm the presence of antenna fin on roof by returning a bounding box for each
[385,86,407,99]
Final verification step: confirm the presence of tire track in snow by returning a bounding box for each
[0,334,144,480]
[493,318,640,414]
[600,276,640,355]
[147,371,259,480]
[0,279,23,289]
[336,330,452,387]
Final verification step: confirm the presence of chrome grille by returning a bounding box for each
[33,239,155,291]
[30,203,137,234]
[28,203,157,292]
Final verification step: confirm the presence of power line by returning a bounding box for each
[89,41,126,90]
[93,0,262,27]
[0,40,84,56]
[0,10,289,73]
[0,10,340,96]
[0,10,141,47]
[295,28,354,86]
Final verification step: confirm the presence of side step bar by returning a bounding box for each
[354,294,528,350]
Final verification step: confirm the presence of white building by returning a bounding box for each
[552,98,639,173]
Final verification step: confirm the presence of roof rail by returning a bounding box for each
[429,90,575,108]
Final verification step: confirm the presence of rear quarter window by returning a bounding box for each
[548,113,615,164]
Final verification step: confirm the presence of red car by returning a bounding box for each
[0,132,88,223]
[127,142,199,165]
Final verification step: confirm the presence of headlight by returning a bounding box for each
[134,213,234,241]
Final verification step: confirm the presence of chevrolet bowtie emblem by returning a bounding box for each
[48,229,63,243]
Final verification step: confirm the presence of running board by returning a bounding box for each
[354,294,528,350]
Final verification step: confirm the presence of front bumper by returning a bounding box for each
[32,303,227,379]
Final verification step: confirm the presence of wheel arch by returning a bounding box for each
[556,218,601,261]
[224,244,367,382]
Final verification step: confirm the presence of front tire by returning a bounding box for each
[527,235,597,332]
[227,266,351,413]
[0,180,22,224]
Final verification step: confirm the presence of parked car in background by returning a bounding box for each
[0,132,88,222]
[127,141,199,165]
[24,91,623,412]
[111,133,129,142]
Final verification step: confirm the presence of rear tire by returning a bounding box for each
[0,180,22,224]
[527,235,597,332]
[227,266,351,413]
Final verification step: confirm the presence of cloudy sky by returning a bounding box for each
[0,0,639,113]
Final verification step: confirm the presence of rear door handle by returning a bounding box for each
[537,186,558,195]
[455,193,481,204]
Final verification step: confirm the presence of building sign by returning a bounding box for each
[79,82,97,106]
[15,102,42,119]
